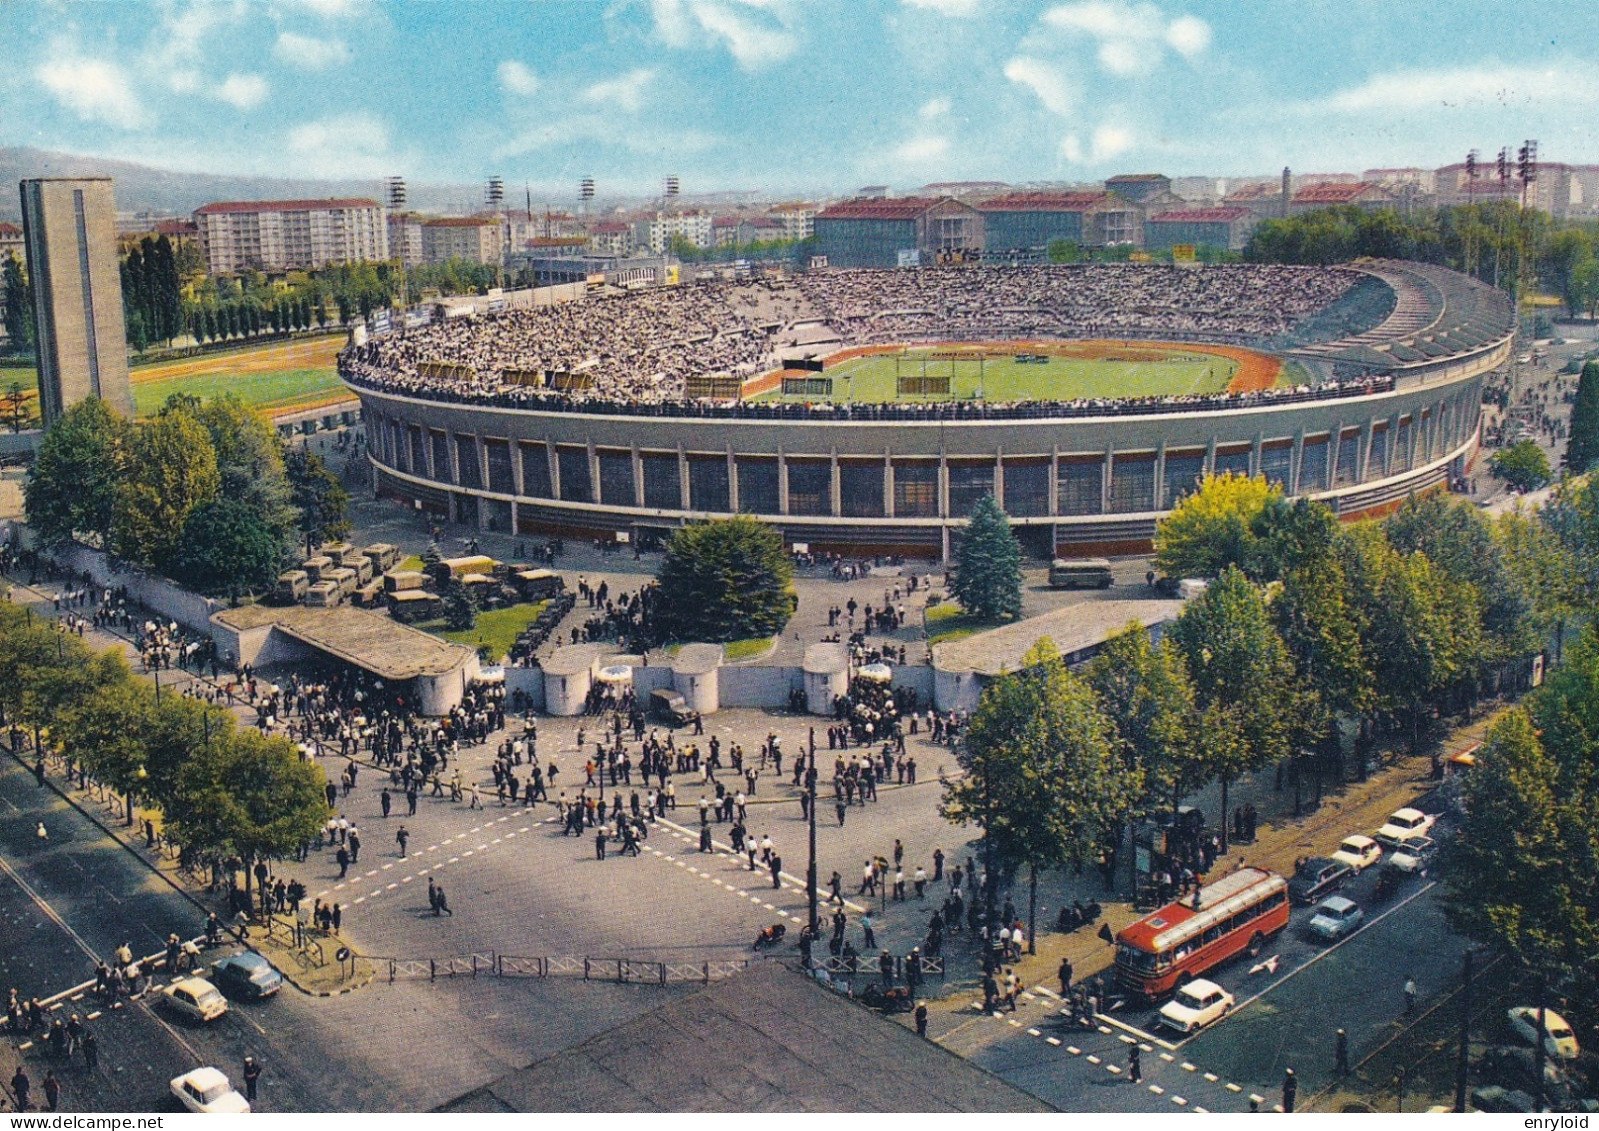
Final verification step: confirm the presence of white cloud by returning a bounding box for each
[650,0,799,70]
[1039,1,1210,75]
[892,135,949,163]
[1091,123,1133,160]
[287,112,390,174]
[215,73,269,110]
[1165,14,1211,58]
[36,55,148,130]
[901,0,980,15]
[497,114,719,158]
[274,32,351,70]
[497,60,540,97]
[1060,133,1083,162]
[919,96,952,120]
[1320,64,1599,113]
[582,69,655,113]
[277,0,365,18]
[1004,56,1076,116]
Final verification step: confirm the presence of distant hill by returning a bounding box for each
[0,147,480,222]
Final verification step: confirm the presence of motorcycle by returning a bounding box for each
[753,923,787,951]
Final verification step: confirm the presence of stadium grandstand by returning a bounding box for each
[343,262,1513,557]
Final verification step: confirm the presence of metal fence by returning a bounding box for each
[360,953,752,985]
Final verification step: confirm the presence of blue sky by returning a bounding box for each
[3,0,1597,198]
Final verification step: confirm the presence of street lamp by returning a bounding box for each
[806,728,818,938]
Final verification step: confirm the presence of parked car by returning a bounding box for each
[1288,857,1351,906]
[1376,807,1436,845]
[1508,1007,1582,1060]
[1307,895,1364,941]
[1331,834,1383,874]
[1384,836,1436,874]
[1478,1045,1578,1102]
[650,688,698,726]
[1157,978,1235,1034]
[210,951,284,999]
[170,1067,251,1114]
[161,977,229,1023]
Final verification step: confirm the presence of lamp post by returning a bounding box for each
[806,729,818,938]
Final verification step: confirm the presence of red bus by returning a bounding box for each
[1115,866,1290,999]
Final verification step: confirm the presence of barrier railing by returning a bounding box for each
[365,953,751,985]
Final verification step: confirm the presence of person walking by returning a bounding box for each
[10,1066,30,1111]
[335,845,350,879]
[1335,1028,1350,1075]
[395,825,409,859]
[42,1070,60,1112]
[435,886,453,916]
[242,1056,261,1103]
[1058,956,1074,996]
[595,828,607,860]
[380,788,392,818]
[1403,976,1417,1015]
[769,853,782,890]
[81,1028,99,1071]
[914,1000,928,1038]
[861,913,877,951]
[1128,1045,1141,1084]
[1282,1068,1297,1113]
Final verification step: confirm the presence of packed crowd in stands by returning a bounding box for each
[340,265,1397,421]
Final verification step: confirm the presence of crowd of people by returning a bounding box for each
[339,264,1390,421]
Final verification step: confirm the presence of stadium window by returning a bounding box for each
[430,430,452,484]
[947,462,994,517]
[1002,460,1049,518]
[1334,430,1361,487]
[520,442,553,498]
[1162,451,1205,506]
[1300,438,1329,492]
[736,457,779,515]
[409,427,427,476]
[1213,446,1251,479]
[557,446,592,503]
[787,460,832,517]
[1109,456,1155,514]
[1393,419,1412,472]
[893,461,939,517]
[1259,443,1294,491]
[1056,460,1103,516]
[688,456,731,513]
[454,435,482,491]
[597,450,635,507]
[1367,426,1389,480]
[640,453,682,510]
[839,461,885,518]
[484,439,514,495]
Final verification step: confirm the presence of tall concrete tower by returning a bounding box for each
[1281,167,1292,219]
[18,178,133,424]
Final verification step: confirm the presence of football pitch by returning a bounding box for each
[751,341,1291,403]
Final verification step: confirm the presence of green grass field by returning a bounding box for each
[426,600,549,662]
[132,368,346,417]
[752,345,1245,404]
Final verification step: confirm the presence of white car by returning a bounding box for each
[1307,895,1364,941]
[1386,836,1435,874]
[1331,834,1383,874]
[170,1067,251,1114]
[162,977,229,1023]
[1508,1007,1581,1060]
[1376,807,1436,844]
[1158,978,1234,1034]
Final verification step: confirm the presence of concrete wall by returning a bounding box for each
[34,537,224,635]
[720,664,804,709]
[505,664,545,712]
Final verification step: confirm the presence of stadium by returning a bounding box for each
[341,260,1513,557]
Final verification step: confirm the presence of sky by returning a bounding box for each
[3,0,1598,200]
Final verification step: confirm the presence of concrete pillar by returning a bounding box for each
[777,446,789,516]
[726,446,738,512]
[1102,448,1114,513]
[1290,429,1305,496]
[830,447,841,517]
[678,442,690,510]
[1153,440,1167,511]
[586,440,599,504]
[884,454,896,518]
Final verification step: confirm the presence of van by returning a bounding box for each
[650,687,699,726]
[304,581,342,607]
[324,567,358,597]
[301,555,332,584]
[1048,558,1113,589]
[364,543,400,572]
[320,541,357,568]
[273,570,308,605]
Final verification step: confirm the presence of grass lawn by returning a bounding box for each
[664,637,774,661]
[132,367,346,417]
[924,600,1007,645]
[751,342,1251,403]
[397,555,425,573]
[419,601,548,661]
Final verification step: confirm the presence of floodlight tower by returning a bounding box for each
[580,176,595,218]
[387,176,408,309]
[486,177,506,286]
[1517,140,1538,209]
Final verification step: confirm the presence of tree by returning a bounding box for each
[1567,361,1599,474]
[1046,239,1080,264]
[2,254,33,352]
[1170,565,1298,849]
[167,497,285,598]
[1084,625,1203,816]
[23,397,128,547]
[1154,473,1282,581]
[1490,439,1552,492]
[951,494,1023,622]
[442,580,476,632]
[1494,509,1580,661]
[111,407,220,569]
[285,447,350,553]
[651,517,795,643]
[943,639,1139,956]
[194,394,298,547]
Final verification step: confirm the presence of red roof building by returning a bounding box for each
[1288,181,1394,213]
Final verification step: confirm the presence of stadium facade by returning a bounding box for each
[347,261,1511,559]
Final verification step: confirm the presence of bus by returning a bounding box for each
[1048,558,1114,589]
[1114,866,1290,999]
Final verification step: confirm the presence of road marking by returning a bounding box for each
[1193,1107,1209,1114]
[1086,1055,1101,1065]
[1149,1085,1165,1095]
[1118,1034,1136,1045]
[401,876,412,883]
[1007,1019,1020,1028]
[1027,1028,1041,1037]
[1106,1065,1121,1075]
[1098,1012,1177,1052]
[1225,1083,1242,1093]
[386,883,397,890]
[86,1011,100,1020]
[353,897,365,905]
[1160,1053,1175,1063]
[1181,1062,1196,1071]
[447,857,459,864]
[1097,1025,1113,1035]
[1046,1037,1061,1046]
[1067,1046,1081,1056]
[1171,1096,1188,1106]
[381,863,393,870]
[1248,1094,1264,1105]
[1204,1072,1219,1082]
